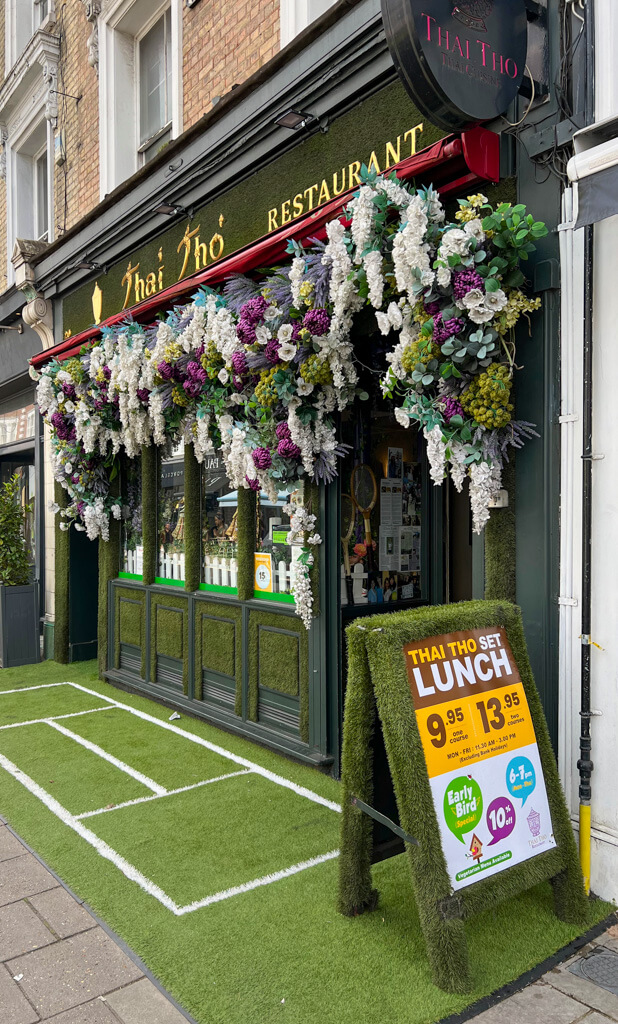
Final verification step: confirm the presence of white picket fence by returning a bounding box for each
[203,555,238,589]
[158,549,186,581]
[123,545,144,575]
[341,563,368,605]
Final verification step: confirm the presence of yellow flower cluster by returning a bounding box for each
[299,281,314,308]
[164,342,183,363]
[299,354,333,385]
[401,338,440,374]
[172,385,189,407]
[493,290,542,336]
[201,341,222,379]
[460,363,514,429]
[95,368,107,384]
[412,300,432,326]
[65,358,84,382]
[455,193,489,224]
[254,367,279,407]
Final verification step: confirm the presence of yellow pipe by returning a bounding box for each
[579,803,591,895]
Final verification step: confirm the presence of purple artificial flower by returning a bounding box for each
[252,446,272,470]
[61,382,77,400]
[231,351,248,375]
[443,397,464,423]
[452,269,484,300]
[186,361,207,384]
[275,421,291,441]
[236,319,257,345]
[102,365,111,381]
[50,412,76,442]
[71,474,80,484]
[302,308,330,336]
[136,388,150,404]
[240,295,268,325]
[245,475,261,491]
[291,323,302,342]
[157,361,173,381]
[433,313,465,344]
[264,338,281,365]
[424,300,441,317]
[183,380,202,399]
[277,439,301,460]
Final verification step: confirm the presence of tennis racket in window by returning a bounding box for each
[351,464,377,568]
[340,493,355,605]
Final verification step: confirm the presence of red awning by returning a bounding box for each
[31,127,499,368]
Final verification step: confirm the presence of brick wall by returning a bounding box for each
[182,0,280,130]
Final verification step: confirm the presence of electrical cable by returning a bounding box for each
[502,65,535,128]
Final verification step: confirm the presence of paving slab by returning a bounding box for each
[104,977,191,1024]
[29,885,95,939]
[0,897,55,961]
[6,925,143,1018]
[44,996,123,1023]
[469,982,592,1024]
[0,962,39,1024]
[544,966,618,1021]
[0,850,57,906]
[580,1014,617,1024]
[0,824,27,862]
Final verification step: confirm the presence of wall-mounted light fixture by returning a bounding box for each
[274,109,315,131]
[72,258,106,273]
[153,200,192,217]
[1,322,23,334]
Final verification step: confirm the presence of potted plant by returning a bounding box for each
[0,473,39,667]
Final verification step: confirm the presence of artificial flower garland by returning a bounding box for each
[33,172,546,627]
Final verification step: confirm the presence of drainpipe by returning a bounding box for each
[578,222,593,894]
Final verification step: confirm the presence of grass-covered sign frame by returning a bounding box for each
[338,600,587,993]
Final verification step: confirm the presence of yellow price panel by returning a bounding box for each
[416,683,537,779]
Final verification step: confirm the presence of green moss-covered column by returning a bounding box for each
[184,444,201,592]
[237,487,256,601]
[484,458,516,602]
[53,482,70,664]
[142,444,157,586]
[97,491,120,678]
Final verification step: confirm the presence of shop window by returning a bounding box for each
[280,0,338,48]
[254,491,301,604]
[340,404,426,612]
[9,119,52,252]
[201,456,238,593]
[121,457,143,577]
[99,0,182,195]
[157,443,185,583]
[6,0,54,67]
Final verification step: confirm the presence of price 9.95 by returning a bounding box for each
[426,707,463,748]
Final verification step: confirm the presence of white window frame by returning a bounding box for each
[279,0,337,49]
[99,0,182,198]
[33,141,49,242]
[5,88,54,281]
[5,0,55,70]
[135,6,173,165]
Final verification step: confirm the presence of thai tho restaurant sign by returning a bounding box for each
[404,626,556,890]
[62,82,446,338]
[382,0,528,131]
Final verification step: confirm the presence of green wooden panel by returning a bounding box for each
[248,608,308,743]
[155,606,184,660]
[258,628,300,698]
[194,600,242,711]
[119,599,142,648]
[201,615,235,678]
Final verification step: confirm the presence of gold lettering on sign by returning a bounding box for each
[405,124,424,155]
[92,281,103,325]
[177,223,200,281]
[121,260,140,310]
[158,248,165,291]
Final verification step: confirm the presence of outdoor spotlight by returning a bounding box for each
[274,109,315,131]
[154,201,191,217]
[73,258,106,272]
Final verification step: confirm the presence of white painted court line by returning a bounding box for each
[75,770,254,819]
[176,850,340,914]
[0,750,179,914]
[0,683,67,695]
[0,706,112,732]
[45,720,167,796]
[64,682,342,814]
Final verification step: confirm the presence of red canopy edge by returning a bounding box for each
[31,127,499,368]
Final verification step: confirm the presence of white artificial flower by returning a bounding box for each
[278,323,294,342]
[468,307,495,325]
[218,414,234,433]
[264,305,279,320]
[74,523,85,531]
[255,325,271,346]
[59,522,69,531]
[47,500,60,514]
[296,380,314,396]
[394,407,410,428]
[64,400,75,414]
[483,288,508,312]
[289,257,305,309]
[64,462,73,475]
[218,368,230,384]
[306,533,322,546]
[464,218,485,243]
[278,342,296,362]
[460,289,485,309]
[111,504,122,520]
[424,424,446,486]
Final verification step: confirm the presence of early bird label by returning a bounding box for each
[404,627,556,890]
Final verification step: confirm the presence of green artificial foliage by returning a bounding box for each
[150,591,189,694]
[97,476,120,678]
[338,600,588,993]
[485,457,516,602]
[113,586,146,679]
[0,473,32,586]
[54,482,70,664]
[248,608,309,742]
[141,445,157,586]
[194,600,243,709]
[236,488,256,601]
[183,444,201,592]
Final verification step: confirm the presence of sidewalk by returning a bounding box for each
[0,820,193,1024]
[469,920,618,1024]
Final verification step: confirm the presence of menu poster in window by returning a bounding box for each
[380,479,403,526]
[400,526,421,572]
[404,627,556,891]
[387,447,403,480]
[379,527,401,571]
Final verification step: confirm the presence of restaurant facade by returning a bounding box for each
[27,0,567,778]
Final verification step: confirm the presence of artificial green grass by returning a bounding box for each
[0,659,611,1024]
[0,683,108,725]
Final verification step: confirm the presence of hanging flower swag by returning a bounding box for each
[33,171,546,626]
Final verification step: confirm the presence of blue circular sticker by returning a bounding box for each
[506,756,536,806]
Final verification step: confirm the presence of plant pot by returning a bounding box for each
[0,583,39,668]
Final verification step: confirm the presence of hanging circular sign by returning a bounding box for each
[381,0,528,131]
